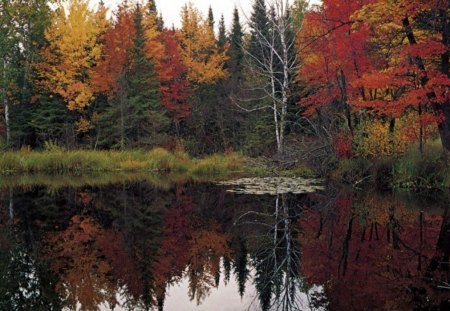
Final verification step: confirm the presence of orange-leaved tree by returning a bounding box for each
[158,30,190,127]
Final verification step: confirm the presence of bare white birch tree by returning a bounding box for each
[236,0,303,158]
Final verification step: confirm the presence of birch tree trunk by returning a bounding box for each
[240,0,299,158]
[2,59,10,146]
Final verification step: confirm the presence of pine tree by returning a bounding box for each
[147,0,156,13]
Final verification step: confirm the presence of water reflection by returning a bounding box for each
[235,193,320,310]
[1,181,450,310]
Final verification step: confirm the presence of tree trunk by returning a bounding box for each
[337,69,353,133]
[403,15,450,155]
[2,59,10,146]
[4,96,10,145]
[269,34,282,156]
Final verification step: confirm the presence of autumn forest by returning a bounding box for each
[2,1,450,310]
[0,0,449,185]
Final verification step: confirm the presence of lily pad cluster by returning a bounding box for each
[217,177,324,195]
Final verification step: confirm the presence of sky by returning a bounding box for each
[99,0,320,29]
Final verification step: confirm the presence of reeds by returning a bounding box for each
[0,148,245,177]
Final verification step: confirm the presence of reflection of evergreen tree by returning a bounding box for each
[233,237,250,298]
[0,226,61,310]
[223,256,232,284]
[95,183,168,310]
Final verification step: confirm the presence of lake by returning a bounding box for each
[1,176,449,310]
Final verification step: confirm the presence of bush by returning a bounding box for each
[43,140,65,152]
[393,144,449,191]
[331,157,372,184]
[353,119,409,158]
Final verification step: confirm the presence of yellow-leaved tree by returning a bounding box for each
[37,0,107,132]
[179,3,228,84]
[144,0,164,64]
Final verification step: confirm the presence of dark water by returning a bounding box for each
[1,179,450,311]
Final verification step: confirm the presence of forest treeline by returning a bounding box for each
[0,0,449,172]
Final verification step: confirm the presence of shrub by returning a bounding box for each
[353,119,409,158]
[43,140,65,152]
[393,143,449,190]
[331,157,372,184]
[334,133,352,158]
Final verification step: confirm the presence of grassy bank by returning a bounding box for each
[0,148,244,177]
[331,141,450,191]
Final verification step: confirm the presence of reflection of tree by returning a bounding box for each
[152,186,193,310]
[300,191,450,310]
[44,215,117,311]
[187,226,231,305]
[0,189,62,310]
[237,193,313,311]
[2,183,239,310]
[95,183,167,310]
[233,236,250,297]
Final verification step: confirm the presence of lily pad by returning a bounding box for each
[217,177,324,195]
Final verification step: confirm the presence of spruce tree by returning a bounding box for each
[101,4,168,149]
[248,0,270,64]
[126,4,168,147]
[229,8,244,82]
[146,0,164,31]
[1,0,52,147]
[218,14,227,51]
[207,6,215,30]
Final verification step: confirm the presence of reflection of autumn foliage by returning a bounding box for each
[44,215,117,311]
[96,227,142,303]
[300,192,447,310]
[152,188,193,302]
[151,186,233,306]
[187,226,231,305]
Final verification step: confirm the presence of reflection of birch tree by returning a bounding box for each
[235,193,319,310]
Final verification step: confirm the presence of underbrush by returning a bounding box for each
[393,142,450,191]
[331,141,450,191]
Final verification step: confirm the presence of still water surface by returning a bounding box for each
[1,177,450,310]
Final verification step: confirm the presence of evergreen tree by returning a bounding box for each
[1,0,53,147]
[157,13,164,31]
[207,6,215,30]
[147,0,156,13]
[248,0,270,64]
[146,0,164,31]
[0,0,17,146]
[218,14,227,51]
[125,4,168,148]
[98,4,168,149]
[229,8,244,82]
